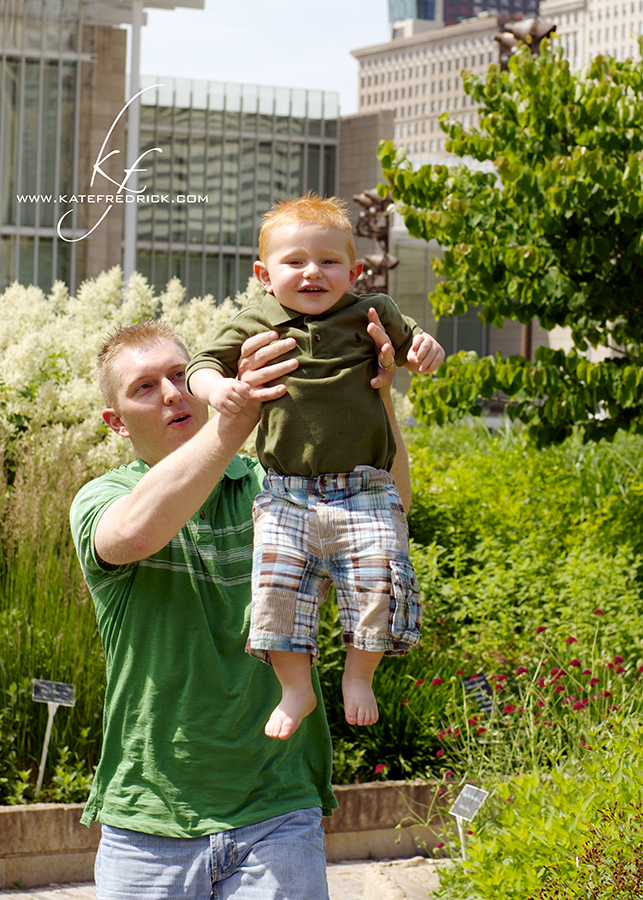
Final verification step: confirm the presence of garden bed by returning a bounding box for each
[0,780,447,889]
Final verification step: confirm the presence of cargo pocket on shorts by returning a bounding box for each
[389,560,422,644]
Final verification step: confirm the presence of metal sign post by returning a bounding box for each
[32,680,75,797]
[449,784,489,859]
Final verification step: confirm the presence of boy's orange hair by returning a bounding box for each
[258,192,356,263]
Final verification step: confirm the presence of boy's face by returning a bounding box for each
[253,223,363,316]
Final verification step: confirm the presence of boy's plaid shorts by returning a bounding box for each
[247,466,421,663]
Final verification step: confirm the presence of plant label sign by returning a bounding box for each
[32,679,76,706]
[462,673,493,713]
[32,679,76,796]
[449,784,489,821]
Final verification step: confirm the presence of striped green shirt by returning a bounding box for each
[71,454,336,837]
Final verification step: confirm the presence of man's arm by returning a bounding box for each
[367,308,412,513]
[95,335,298,566]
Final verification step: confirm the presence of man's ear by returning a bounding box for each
[102,408,130,438]
[349,260,364,286]
[253,260,273,294]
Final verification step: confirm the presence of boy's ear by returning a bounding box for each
[102,408,130,439]
[254,260,273,294]
[349,260,363,286]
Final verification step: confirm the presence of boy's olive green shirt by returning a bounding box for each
[187,292,422,477]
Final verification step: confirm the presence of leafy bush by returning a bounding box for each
[432,722,643,900]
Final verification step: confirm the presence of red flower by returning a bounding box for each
[503,704,516,714]
[603,691,613,698]
[438,729,449,740]
[455,670,464,675]
[550,668,560,676]
[536,699,545,707]
[374,764,387,775]
[590,677,601,686]
[555,685,565,693]
[444,770,454,779]
[614,656,624,665]
[538,677,546,688]
[432,677,444,687]
[437,842,445,849]
[536,626,547,634]
[496,675,508,682]
[436,749,445,758]
[468,716,479,726]
[616,666,625,674]
[516,666,528,676]
[593,609,604,615]
[566,636,578,644]
[638,666,643,675]
[582,669,592,676]
[401,700,410,705]
[494,683,505,691]
[607,663,614,670]
[476,726,487,735]
[569,659,581,668]
[452,729,461,736]
[415,679,425,686]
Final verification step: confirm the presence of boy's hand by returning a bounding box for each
[209,377,251,418]
[406,331,445,374]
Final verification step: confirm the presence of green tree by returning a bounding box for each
[379,39,643,445]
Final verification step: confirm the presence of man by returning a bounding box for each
[71,316,443,899]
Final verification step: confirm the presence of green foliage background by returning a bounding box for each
[378,38,643,445]
[2,272,643,801]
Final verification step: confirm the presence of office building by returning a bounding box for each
[0,1,339,301]
[135,77,339,301]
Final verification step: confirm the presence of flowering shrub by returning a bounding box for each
[402,616,643,778]
[0,268,262,473]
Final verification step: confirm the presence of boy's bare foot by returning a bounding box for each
[265,686,317,740]
[342,672,379,726]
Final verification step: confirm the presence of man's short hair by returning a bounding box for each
[97,319,188,409]
[258,192,356,263]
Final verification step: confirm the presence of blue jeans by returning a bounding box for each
[95,807,329,900]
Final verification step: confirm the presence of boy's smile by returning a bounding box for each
[253,223,363,316]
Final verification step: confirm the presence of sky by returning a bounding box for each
[139,0,390,117]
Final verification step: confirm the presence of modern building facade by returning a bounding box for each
[0,0,339,302]
[135,77,339,302]
[353,13,501,165]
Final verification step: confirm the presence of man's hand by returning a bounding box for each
[367,308,398,389]
[406,331,445,375]
[237,331,299,404]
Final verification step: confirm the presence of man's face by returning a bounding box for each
[253,223,362,316]
[103,339,208,466]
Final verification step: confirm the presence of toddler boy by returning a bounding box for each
[187,193,441,741]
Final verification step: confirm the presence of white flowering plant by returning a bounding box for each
[0,267,263,474]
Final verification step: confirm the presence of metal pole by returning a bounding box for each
[35,702,59,797]
[123,0,143,280]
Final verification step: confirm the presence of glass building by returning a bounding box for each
[0,0,129,294]
[389,0,437,21]
[135,77,340,301]
[0,1,340,302]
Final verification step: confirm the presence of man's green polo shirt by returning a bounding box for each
[70,455,336,837]
[187,292,421,477]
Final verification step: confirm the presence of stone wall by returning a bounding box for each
[0,780,448,888]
